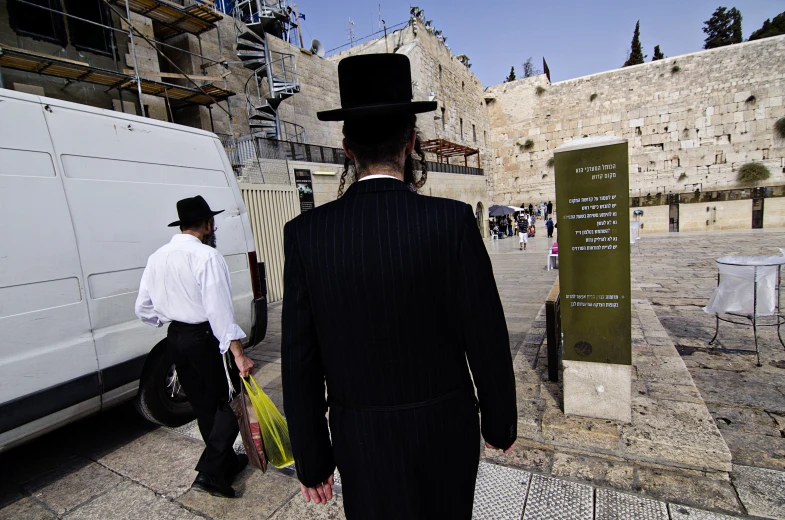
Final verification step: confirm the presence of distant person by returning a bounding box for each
[135,196,255,499]
[546,217,554,238]
[507,216,513,237]
[518,219,528,250]
[529,203,533,214]
[283,54,517,519]
[547,201,553,216]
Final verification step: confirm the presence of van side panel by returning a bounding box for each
[0,94,99,417]
[42,106,254,384]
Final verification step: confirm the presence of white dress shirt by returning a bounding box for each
[135,234,246,354]
[359,174,400,181]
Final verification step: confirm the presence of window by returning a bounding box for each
[472,124,476,143]
[441,107,446,130]
[65,0,115,56]
[7,0,114,57]
[7,0,67,46]
[460,118,463,139]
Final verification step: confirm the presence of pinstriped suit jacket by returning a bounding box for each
[281,177,516,488]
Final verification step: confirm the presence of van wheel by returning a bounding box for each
[134,341,195,427]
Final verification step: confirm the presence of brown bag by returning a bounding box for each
[230,382,268,472]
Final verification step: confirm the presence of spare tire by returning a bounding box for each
[134,340,195,427]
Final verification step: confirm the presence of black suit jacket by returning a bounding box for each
[281,177,516,487]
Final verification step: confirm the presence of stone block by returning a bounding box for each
[22,460,123,516]
[541,407,620,451]
[65,481,199,520]
[634,465,741,514]
[483,438,553,473]
[731,464,785,519]
[563,361,631,423]
[550,451,634,490]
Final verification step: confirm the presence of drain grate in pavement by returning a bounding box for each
[522,473,593,520]
[595,488,668,519]
[472,462,531,520]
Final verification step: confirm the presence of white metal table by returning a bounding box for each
[704,255,785,366]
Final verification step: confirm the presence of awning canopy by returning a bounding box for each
[0,45,234,107]
[421,138,481,168]
[106,0,222,39]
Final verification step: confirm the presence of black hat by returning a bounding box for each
[317,54,437,121]
[168,195,224,227]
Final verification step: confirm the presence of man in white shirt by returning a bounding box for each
[135,195,255,499]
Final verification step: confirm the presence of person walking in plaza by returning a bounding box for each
[529,202,533,214]
[547,200,553,217]
[135,196,255,499]
[546,217,555,238]
[519,217,528,250]
[281,54,517,520]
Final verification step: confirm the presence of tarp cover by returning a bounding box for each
[703,256,785,316]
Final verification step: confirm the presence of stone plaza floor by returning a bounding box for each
[1,229,784,519]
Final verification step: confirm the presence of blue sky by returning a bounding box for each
[294,0,784,86]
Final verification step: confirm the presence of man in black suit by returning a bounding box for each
[281,54,516,519]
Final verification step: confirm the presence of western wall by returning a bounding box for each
[485,35,785,231]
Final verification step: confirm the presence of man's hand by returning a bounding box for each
[230,340,255,377]
[486,441,516,455]
[300,474,334,504]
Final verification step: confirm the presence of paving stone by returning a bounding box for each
[550,451,634,490]
[541,408,620,451]
[621,397,731,472]
[472,462,530,520]
[708,405,782,437]
[634,465,741,514]
[484,438,553,473]
[521,474,592,520]
[22,459,123,515]
[270,493,346,520]
[96,428,202,498]
[595,488,668,519]
[718,430,785,471]
[64,480,199,520]
[731,464,785,519]
[0,497,56,520]
[668,503,743,520]
[177,467,299,519]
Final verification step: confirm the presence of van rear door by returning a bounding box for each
[0,91,99,446]
[40,101,254,405]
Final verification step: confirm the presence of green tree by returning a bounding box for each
[505,66,516,82]
[749,12,785,41]
[703,6,743,49]
[652,45,665,61]
[623,21,645,67]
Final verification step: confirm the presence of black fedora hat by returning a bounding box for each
[317,54,437,122]
[168,195,224,227]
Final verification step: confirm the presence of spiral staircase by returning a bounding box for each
[233,0,304,142]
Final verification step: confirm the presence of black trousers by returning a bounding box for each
[167,321,241,480]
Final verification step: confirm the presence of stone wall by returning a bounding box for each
[486,35,785,208]
[331,21,493,170]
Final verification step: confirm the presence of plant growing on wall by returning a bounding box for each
[542,173,548,179]
[546,157,555,167]
[589,93,598,102]
[672,63,681,73]
[746,95,756,104]
[677,172,688,182]
[737,162,771,183]
[535,86,546,96]
[520,138,535,150]
[774,117,785,139]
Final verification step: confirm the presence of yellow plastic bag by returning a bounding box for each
[242,375,294,469]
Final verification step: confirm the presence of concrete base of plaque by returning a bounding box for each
[563,360,631,423]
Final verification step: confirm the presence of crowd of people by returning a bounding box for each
[490,201,555,246]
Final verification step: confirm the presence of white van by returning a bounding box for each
[0,88,267,452]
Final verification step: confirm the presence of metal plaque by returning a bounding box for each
[554,138,631,365]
